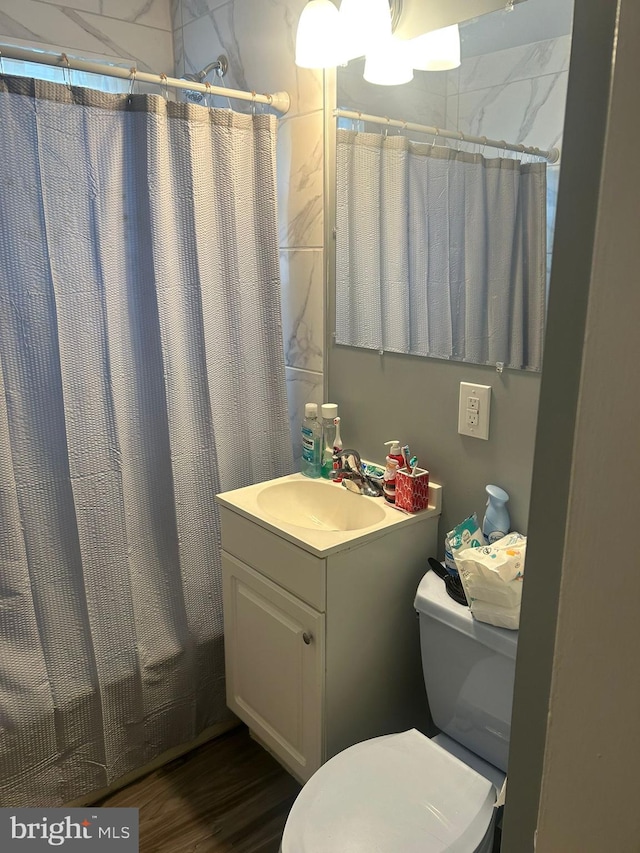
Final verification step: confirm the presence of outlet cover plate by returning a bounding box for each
[458,382,491,439]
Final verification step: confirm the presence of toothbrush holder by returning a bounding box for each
[395,468,430,513]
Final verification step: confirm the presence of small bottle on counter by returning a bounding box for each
[301,403,322,478]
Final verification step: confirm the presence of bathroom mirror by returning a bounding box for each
[331,0,573,371]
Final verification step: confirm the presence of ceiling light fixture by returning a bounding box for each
[364,36,414,86]
[294,0,525,84]
[408,24,461,71]
[295,0,342,69]
[338,0,393,63]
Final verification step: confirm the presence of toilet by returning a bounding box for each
[281,568,518,852]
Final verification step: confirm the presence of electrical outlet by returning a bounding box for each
[458,382,491,439]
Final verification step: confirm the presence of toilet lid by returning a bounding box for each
[281,730,496,853]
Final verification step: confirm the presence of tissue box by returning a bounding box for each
[395,468,430,513]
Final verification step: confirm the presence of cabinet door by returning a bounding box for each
[222,552,325,782]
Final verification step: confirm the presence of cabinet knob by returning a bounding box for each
[302,632,313,645]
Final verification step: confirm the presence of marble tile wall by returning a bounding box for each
[174,0,325,469]
[337,59,446,130]
[0,0,174,77]
[446,35,572,282]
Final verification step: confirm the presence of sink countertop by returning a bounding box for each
[216,473,442,557]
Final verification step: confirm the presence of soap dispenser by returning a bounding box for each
[482,485,510,543]
[384,440,405,469]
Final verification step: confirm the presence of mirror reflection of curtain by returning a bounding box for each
[0,76,292,806]
[335,129,547,371]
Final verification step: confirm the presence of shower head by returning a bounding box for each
[181,55,228,103]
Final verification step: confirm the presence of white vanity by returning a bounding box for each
[216,473,442,783]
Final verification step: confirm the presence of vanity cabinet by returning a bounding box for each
[219,477,441,784]
[222,553,325,781]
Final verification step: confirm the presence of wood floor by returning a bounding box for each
[98,725,301,853]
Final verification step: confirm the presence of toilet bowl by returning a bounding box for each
[281,568,518,852]
[281,729,501,852]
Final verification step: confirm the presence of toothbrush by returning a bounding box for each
[401,445,411,471]
[410,456,418,476]
[332,417,343,483]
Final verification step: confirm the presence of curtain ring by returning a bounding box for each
[60,53,72,89]
[457,131,464,152]
[251,91,257,116]
[159,72,169,101]
[204,79,212,111]
[128,67,137,98]
[0,49,5,76]
[431,128,439,149]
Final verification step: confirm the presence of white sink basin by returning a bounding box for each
[256,479,386,532]
[217,473,442,556]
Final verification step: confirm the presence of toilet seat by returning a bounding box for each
[281,729,497,853]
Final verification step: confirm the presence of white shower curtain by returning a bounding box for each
[0,76,292,806]
[335,129,547,371]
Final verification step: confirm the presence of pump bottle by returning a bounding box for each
[384,440,405,469]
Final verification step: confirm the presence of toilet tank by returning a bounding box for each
[414,570,518,772]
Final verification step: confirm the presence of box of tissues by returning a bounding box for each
[395,468,430,513]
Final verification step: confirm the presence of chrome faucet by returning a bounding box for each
[331,449,384,498]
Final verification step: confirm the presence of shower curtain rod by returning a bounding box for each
[335,107,560,164]
[0,44,291,115]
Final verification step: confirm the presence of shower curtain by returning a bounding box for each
[0,76,293,806]
[335,129,547,371]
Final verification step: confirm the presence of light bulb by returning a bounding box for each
[338,0,392,63]
[364,36,414,86]
[295,0,341,69]
[408,24,461,72]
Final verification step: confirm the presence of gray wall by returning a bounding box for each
[327,348,540,544]
[503,0,635,848]
[536,0,640,834]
